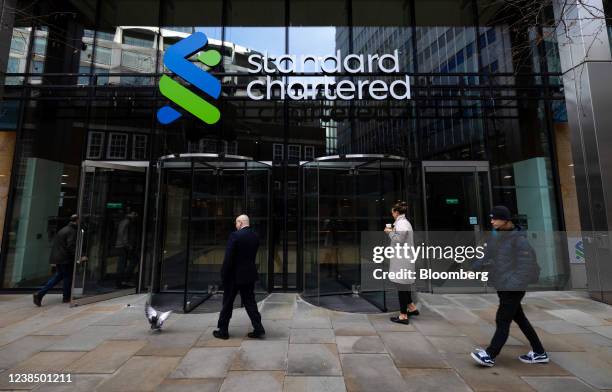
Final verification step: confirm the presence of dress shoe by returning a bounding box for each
[32,293,42,307]
[213,330,229,340]
[390,315,410,324]
[247,330,265,339]
[407,309,420,316]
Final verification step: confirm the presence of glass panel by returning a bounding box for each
[93,0,160,86]
[302,161,319,302]
[301,156,408,311]
[186,162,219,311]
[159,162,190,292]
[72,165,146,301]
[424,168,487,293]
[247,161,271,292]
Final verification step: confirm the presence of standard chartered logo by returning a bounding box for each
[157,32,222,125]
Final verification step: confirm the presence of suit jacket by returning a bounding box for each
[221,226,260,285]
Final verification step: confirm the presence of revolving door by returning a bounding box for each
[150,154,271,313]
[302,155,412,312]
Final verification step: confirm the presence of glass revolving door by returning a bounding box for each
[302,155,410,312]
[150,154,270,313]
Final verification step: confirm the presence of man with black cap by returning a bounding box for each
[33,214,85,306]
[470,205,548,367]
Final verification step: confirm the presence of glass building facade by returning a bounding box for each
[1,0,603,309]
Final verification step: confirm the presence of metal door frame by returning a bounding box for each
[421,161,492,293]
[71,160,149,306]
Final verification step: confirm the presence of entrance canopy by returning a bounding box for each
[150,154,271,313]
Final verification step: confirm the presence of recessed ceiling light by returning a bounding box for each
[504,175,512,179]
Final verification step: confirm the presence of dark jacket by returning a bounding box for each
[49,222,77,265]
[221,226,260,285]
[471,225,537,290]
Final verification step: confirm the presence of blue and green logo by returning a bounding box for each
[157,32,222,125]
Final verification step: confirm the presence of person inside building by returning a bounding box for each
[470,205,549,367]
[33,214,85,306]
[213,214,265,340]
[115,211,139,288]
[385,201,419,324]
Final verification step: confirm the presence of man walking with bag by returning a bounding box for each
[33,214,84,306]
[470,205,548,367]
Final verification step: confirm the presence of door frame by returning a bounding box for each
[71,160,149,306]
[421,161,492,232]
[421,161,493,293]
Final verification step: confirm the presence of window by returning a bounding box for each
[304,145,315,160]
[7,57,20,73]
[30,60,44,73]
[86,131,105,159]
[10,37,26,54]
[107,133,128,159]
[121,51,155,72]
[288,145,300,161]
[273,143,283,161]
[94,46,112,66]
[132,134,148,160]
[32,37,46,55]
[123,31,155,48]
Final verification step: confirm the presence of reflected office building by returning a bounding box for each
[0,0,611,312]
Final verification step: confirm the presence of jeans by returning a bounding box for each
[217,281,264,333]
[38,263,74,300]
[486,291,545,358]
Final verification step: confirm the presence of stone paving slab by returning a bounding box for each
[532,319,591,334]
[340,354,407,392]
[290,328,335,344]
[96,356,181,392]
[443,352,535,392]
[283,376,347,392]
[170,347,237,378]
[336,336,387,354]
[521,376,597,392]
[34,374,109,392]
[65,340,147,373]
[31,311,109,336]
[219,371,284,392]
[155,378,223,392]
[43,325,128,351]
[0,351,86,390]
[587,325,612,339]
[398,368,473,392]
[231,340,288,370]
[546,309,609,327]
[380,332,449,368]
[136,330,202,356]
[0,335,65,370]
[551,351,612,389]
[287,343,342,376]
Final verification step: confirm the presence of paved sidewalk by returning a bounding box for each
[0,291,611,391]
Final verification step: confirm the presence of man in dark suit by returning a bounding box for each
[213,214,265,339]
